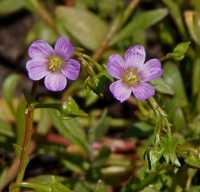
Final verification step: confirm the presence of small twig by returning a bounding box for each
[12,106,33,192]
[93,0,140,61]
[28,0,58,34]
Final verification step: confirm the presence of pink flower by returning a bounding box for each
[26,37,80,91]
[107,45,163,102]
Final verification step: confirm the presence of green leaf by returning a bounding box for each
[95,73,111,94]
[49,109,90,153]
[74,182,90,192]
[55,6,108,50]
[131,31,146,45]
[52,182,72,192]
[110,9,168,45]
[0,0,26,15]
[192,58,200,95]
[147,147,163,169]
[0,169,8,191]
[16,100,26,145]
[163,62,188,107]
[159,23,174,45]
[128,172,160,191]
[191,0,200,13]
[185,154,200,168]
[197,93,200,113]
[84,73,111,98]
[0,119,14,137]
[18,182,50,192]
[93,146,111,168]
[37,109,51,135]
[173,42,190,57]
[62,159,84,174]
[162,0,186,38]
[173,107,186,131]
[190,186,200,192]
[165,42,190,61]
[89,109,109,143]
[160,136,180,166]
[2,74,21,112]
[141,186,160,192]
[22,175,72,192]
[29,175,65,185]
[62,97,87,117]
[164,98,187,132]
[151,78,174,95]
[78,88,98,106]
[185,11,200,46]
[126,122,153,139]
[95,181,108,192]
[27,21,57,44]
[192,12,200,44]
[147,135,181,168]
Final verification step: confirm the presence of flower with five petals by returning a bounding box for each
[26,37,80,91]
[107,45,163,102]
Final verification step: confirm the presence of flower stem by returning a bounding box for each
[11,81,38,192]
[11,105,33,192]
[93,0,140,61]
[0,143,36,192]
[75,52,96,76]
[27,0,58,34]
[148,97,172,143]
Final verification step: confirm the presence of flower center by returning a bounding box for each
[122,68,140,86]
[48,56,64,72]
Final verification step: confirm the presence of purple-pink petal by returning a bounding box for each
[61,59,80,80]
[124,45,146,69]
[28,40,54,59]
[107,54,125,79]
[26,59,49,80]
[44,73,67,91]
[109,80,132,102]
[132,82,155,100]
[55,37,74,60]
[140,59,163,82]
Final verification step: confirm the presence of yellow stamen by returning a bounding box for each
[48,56,64,72]
[123,68,140,86]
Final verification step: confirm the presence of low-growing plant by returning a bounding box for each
[0,0,200,192]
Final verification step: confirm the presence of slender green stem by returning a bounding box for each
[11,105,33,192]
[162,0,187,40]
[27,0,58,34]
[148,97,172,142]
[11,81,39,192]
[93,0,140,61]
[76,53,96,77]
[7,102,16,118]
[81,53,104,72]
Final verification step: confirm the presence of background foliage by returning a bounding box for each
[0,0,200,191]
